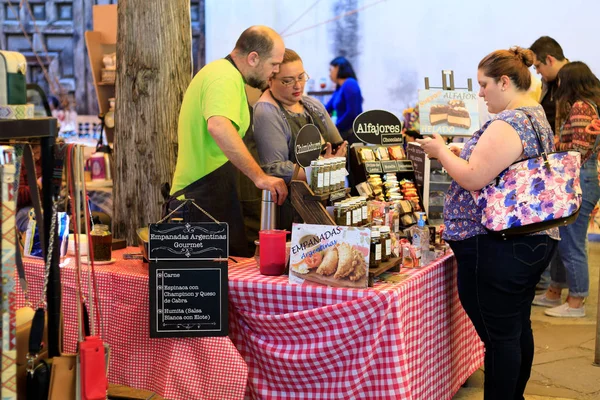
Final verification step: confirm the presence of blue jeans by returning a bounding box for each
[551,156,600,297]
[449,234,558,400]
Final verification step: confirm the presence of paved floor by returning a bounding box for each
[454,241,600,400]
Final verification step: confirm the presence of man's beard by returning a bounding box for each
[246,74,268,90]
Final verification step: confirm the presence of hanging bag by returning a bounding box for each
[0,50,27,105]
[68,144,109,400]
[472,111,583,238]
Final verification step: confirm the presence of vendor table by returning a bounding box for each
[15,248,248,400]
[228,253,484,400]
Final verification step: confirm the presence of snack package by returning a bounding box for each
[358,147,375,163]
[388,146,405,160]
[375,147,390,161]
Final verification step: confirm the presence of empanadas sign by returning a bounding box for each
[289,224,371,288]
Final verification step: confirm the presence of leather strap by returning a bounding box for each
[28,307,46,355]
[23,144,45,254]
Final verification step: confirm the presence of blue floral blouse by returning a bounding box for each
[443,105,560,241]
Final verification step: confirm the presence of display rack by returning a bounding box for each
[0,117,60,357]
[85,5,117,143]
[290,180,400,286]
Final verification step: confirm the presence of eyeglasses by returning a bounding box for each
[278,73,310,87]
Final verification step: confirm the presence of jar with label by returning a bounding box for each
[369,229,382,269]
[310,160,319,193]
[336,158,345,190]
[334,202,345,226]
[352,200,361,227]
[322,159,331,194]
[379,226,392,262]
[342,202,352,226]
[315,160,325,195]
[359,197,368,225]
[91,224,112,261]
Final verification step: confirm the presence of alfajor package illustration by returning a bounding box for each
[418,89,480,136]
[289,224,371,288]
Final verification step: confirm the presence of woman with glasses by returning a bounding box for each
[253,48,347,229]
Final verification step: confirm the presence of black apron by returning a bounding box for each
[163,55,251,257]
[270,92,329,230]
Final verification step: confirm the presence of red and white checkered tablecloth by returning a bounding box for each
[228,253,484,400]
[15,248,248,400]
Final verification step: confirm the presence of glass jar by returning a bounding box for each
[315,160,325,195]
[380,226,391,262]
[341,202,351,226]
[351,200,361,227]
[369,229,381,269]
[322,159,331,194]
[310,160,319,193]
[336,158,345,191]
[359,197,368,225]
[91,224,112,261]
[334,202,345,226]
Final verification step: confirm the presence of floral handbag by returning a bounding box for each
[472,114,583,238]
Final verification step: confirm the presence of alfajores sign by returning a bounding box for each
[353,110,403,145]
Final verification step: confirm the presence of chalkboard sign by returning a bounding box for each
[295,124,322,167]
[148,223,228,261]
[397,160,414,172]
[406,143,426,189]
[149,261,228,338]
[380,134,404,145]
[381,160,399,173]
[364,161,383,174]
[352,110,402,145]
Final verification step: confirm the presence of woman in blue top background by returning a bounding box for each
[325,57,363,144]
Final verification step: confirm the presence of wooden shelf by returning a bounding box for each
[0,118,57,139]
[85,5,117,143]
[368,256,402,286]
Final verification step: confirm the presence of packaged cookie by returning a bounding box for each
[388,146,405,160]
[375,147,390,161]
[358,147,376,163]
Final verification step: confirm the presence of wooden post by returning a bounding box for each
[113,0,192,244]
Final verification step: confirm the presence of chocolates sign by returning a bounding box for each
[418,89,479,136]
[295,124,323,168]
[352,110,403,145]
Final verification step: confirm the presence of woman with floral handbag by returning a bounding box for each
[533,61,600,317]
[417,47,560,400]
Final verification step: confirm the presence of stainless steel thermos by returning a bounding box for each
[260,189,277,231]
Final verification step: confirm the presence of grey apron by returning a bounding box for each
[270,92,329,230]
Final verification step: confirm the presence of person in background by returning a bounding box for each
[168,26,287,257]
[253,48,347,229]
[533,62,600,317]
[417,47,558,399]
[530,36,569,134]
[325,56,363,144]
[529,36,569,292]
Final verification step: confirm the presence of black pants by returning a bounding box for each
[165,162,250,257]
[448,234,558,400]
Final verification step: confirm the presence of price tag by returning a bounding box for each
[381,160,399,173]
[396,160,414,172]
[364,161,383,174]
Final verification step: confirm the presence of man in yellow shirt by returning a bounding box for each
[169,26,287,256]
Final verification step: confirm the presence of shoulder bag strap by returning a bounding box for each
[521,111,552,169]
[22,144,45,254]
